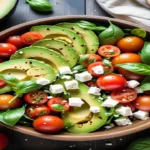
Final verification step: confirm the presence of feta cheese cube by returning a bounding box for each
[133,110,149,120]
[36,78,50,85]
[88,87,101,95]
[115,117,132,126]
[61,75,71,80]
[115,106,133,116]
[134,86,143,94]
[91,65,104,75]
[90,106,100,113]
[127,80,140,88]
[64,80,79,90]
[101,97,119,107]
[49,84,65,94]
[58,66,72,74]
[68,97,84,107]
[75,71,92,82]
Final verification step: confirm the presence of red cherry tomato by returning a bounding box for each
[98,45,120,58]
[47,97,70,112]
[117,36,144,53]
[24,90,48,105]
[88,61,113,77]
[0,43,17,57]
[20,32,43,45]
[80,54,102,67]
[0,58,3,63]
[26,105,50,119]
[133,96,150,112]
[111,88,137,103]
[6,35,26,48]
[85,81,97,87]
[0,79,7,88]
[96,74,127,91]
[122,103,136,112]
[0,133,8,150]
[33,115,64,133]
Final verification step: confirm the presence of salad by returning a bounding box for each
[0,20,149,134]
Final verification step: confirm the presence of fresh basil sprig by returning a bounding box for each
[141,42,150,65]
[26,0,53,12]
[131,28,146,38]
[117,63,150,75]
[140,76,150,91]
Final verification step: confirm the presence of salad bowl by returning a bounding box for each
[0,15,150,141]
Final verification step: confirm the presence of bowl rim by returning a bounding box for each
[0,15,150,141]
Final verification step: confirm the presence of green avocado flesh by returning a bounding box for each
[0,59,56,82]
[30,25,86,55]
[56,79,108,133]
[32,40,79,68]
[10,46,70,73]
[57,23,99,54]
[0,0,17,19]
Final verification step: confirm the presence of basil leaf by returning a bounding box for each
[131,28,146,38]
[0,74,19,86]
[99,21,124,45]
[26,0,53,12]
[51,104,64,112]
[117,63,150,75]
[141,42,150,65]
[79,55,88,63]
[140,76,150,91]
[72,65,84,72]
[103,59,112,66]
[127,138,150,150]
[0,105,25,126]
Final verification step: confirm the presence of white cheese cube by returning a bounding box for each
[90,106,100,113]
[127,80,140,88]
[91,65,104,75]
[101,97,119,107]
[49,84,65,94]
[88,87,101,95]
[134,86,143,94]
[58,66,72,74]
[68,97,84,107]
[115,117,132,126]
[64,80,79,90]
[75,71,92,82]
[133,110,149,120]
[36,78,50,85]
[61,75,71,80]
[115,106,133,116]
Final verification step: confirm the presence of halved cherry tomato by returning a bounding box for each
[79,54,102,67]
[24,90,48,105]
[6,35,26,48]
[96,74,126,91]
[26,105,50,119]
[33,115,64,133]
[133,96,150,112]
[0,79,7,88]
[47,97,70,112]
[122,103,136,112]
[0,43,17,57]
[98,45,120,58]
[0,94,22,110]
[111,88,137,103]
[85,81,97,87]
[88,61,113,77]
[117,36,144,53]
[20,32,43,45]
[0,133,8,150]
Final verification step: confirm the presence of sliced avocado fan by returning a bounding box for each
[30,25,87,55]
[56,78,108,133]
[0,59,56,82]
[32,39,79,68]
[10,46,70,73]
[57,22,99,54]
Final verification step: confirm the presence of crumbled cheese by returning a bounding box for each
[88,87,101,95]
[104,123,115,129]
[133,110,149,120]
[134,86,143,93]
[47,96,53,99]
[64,80,79,90]
[61,75,71,80]
[127,80,140,88]
[36,78,50,85]
[75,71,92,82]
[115,117,132,126]
[49,84,65,94]
[115,106,133,116]
[58,66,72,74]
[90,106,100,113]
[91,65,104,75]
[68,97,84,107]
[101,97,119,107]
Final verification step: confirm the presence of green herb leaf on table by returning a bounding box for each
[141,42,150,65]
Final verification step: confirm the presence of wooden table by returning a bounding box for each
[0,0,150,150]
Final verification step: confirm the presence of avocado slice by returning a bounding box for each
[30,26,86,55]
[10,46,70,73]
[57,23,99,54]
[0,59,56,82]
[56,79,108,133]
[32,40,79,68]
